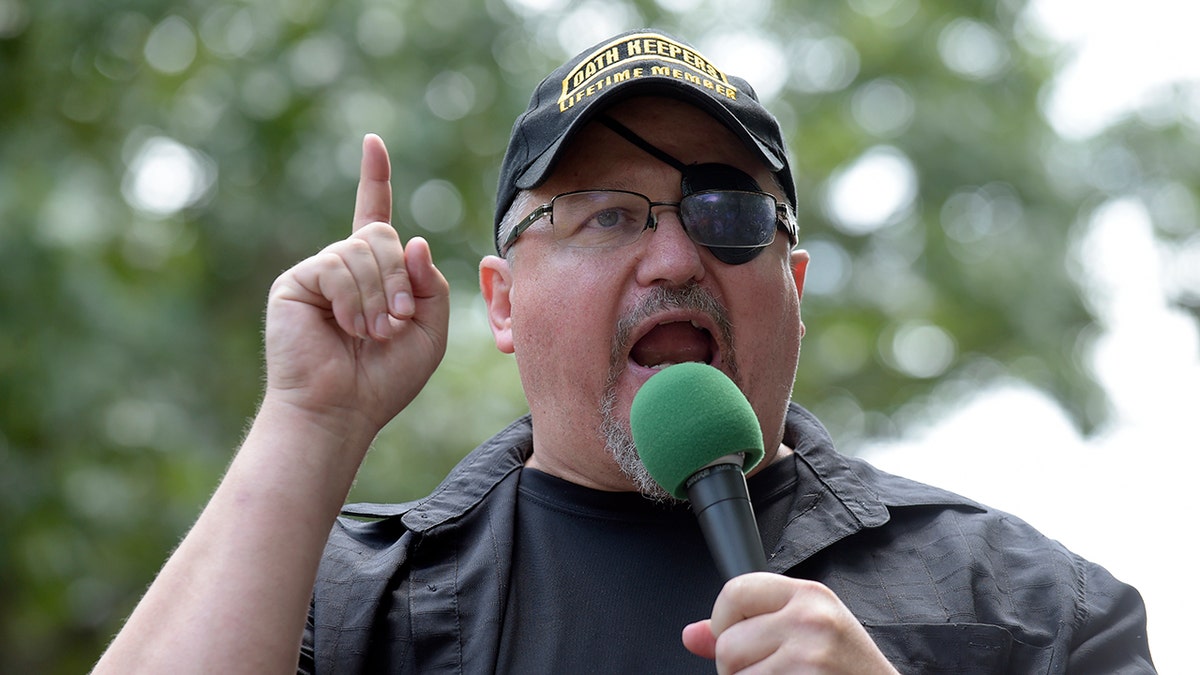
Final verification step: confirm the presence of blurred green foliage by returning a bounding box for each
[1,0,1196,671]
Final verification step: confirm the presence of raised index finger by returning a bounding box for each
[352,133,392,232]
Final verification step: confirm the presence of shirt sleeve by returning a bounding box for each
[296,598,316,675]
[1067,559,1156,673]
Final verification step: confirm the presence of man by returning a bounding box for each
[94,29,1154,673]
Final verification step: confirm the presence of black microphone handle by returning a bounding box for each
[685,462,768,580]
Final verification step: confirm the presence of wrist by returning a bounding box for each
[236,394,380,510]
[257,387,383,446]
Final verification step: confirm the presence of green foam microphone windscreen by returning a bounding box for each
[630,363,764,500]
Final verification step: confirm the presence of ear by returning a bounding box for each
[790,249,810,300]
[790,249,810,340]
[480,255,515,354]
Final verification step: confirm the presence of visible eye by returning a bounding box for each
[586,207,635,230]
[551,191,651,248]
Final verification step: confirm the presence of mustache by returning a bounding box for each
[600,283,737,502]
[608,283,738,383]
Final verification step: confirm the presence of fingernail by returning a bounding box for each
[374,313,392,339]
[354,315,368,339]
[393,292,415,316]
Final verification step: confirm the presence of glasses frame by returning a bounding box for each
[500,188,797,258]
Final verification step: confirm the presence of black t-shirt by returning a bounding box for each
[496,458,798,673]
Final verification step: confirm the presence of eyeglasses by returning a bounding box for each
[500,189,797,265]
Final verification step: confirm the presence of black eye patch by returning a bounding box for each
[680,163,768,265]
[680,162,762,194]
[595,114,780,265]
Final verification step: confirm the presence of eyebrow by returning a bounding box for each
[584,176,639,193]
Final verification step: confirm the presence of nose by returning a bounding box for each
[635,206,705,287]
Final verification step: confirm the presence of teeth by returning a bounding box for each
[654,319,704,329]
[649,360,712,370]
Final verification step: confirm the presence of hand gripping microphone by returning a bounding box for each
[630,363,768,580]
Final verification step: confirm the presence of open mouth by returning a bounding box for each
[629,319,717,370]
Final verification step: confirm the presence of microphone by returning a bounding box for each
[630,362,768,580]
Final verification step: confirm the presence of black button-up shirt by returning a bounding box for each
[302,403,1155,673]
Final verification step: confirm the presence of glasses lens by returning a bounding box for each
[552,191,650,248]
[680,191,777,248]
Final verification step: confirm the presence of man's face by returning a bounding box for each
[482,96,807,495]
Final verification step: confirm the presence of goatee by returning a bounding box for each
[600,283,737,502]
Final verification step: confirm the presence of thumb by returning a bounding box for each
[681,619,717,660]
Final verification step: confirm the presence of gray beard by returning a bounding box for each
[599,283,738,503]
[599,389,669,501]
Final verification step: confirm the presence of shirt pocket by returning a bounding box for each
[864,622,1048,674]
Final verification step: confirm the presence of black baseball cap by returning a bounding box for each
[493,29,796,253]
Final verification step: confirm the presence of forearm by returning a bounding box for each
[93,397,376,674]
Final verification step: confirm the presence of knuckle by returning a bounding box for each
[269,273,290,294]
[382,266,412,285]
[340,237,373,258]
[315,249,346,266]
[356,220,399,241]
[723,573,755,595]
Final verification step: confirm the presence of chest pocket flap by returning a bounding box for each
[865,622,1050,674]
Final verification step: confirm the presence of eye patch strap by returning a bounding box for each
[595,114,689,172]
[594,114,762,196]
